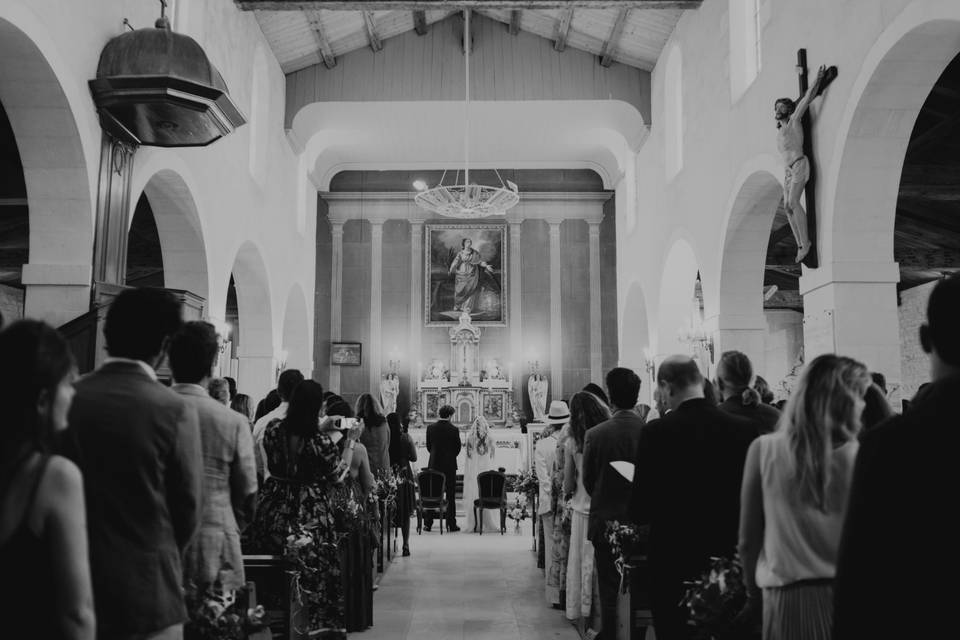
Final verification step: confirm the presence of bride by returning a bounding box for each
[463,415,500,532]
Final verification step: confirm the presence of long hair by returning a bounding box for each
[387,412,405,464]
[779,354,871,511]
[0,320,75,459]
[285,380,326,438]
[355,393,385,427]
[231,393,253,421]
[569,391,612,453]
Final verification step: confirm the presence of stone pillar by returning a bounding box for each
[588,220,603,383]
[549,220,563,401]
[800,261,902,395]
[509,221,523,401]
[369,221,384,393]
[328,221,344,392]
[409,221,424,405]
[706,312,767,374]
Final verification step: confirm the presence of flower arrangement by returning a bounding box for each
[513,468,539,504]
[184,581,268,640]
[506,493,531,529]
[605,520,648,593]
[679,555,758,640]
[374,469,399,506]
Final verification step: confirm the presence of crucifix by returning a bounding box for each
[774,49,837,267]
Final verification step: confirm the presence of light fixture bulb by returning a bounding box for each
[412,179,427,191]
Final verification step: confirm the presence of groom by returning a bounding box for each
[424,405,462,532]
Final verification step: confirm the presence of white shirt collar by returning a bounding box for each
[103,357,158,381]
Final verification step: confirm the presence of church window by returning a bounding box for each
[730,0,765,101]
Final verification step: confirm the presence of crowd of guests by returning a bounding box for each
[529,274,959,640]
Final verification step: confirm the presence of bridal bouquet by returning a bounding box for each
[184,581,267,640]
[680,555,757,640]
[507,493,531,523]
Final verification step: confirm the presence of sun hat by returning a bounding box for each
[546,400,571,424]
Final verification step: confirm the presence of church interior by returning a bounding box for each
[1,0,957,639]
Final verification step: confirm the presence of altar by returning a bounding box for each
[408,428,530,477]
[415,312,516,427]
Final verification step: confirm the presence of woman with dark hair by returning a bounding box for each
[716,351,782,434]
[582,382,609,407]
[230,393,253,427]
[563,391,612,627]
[0,321,95,640]
[387,412,417,556]
[754,375,776,405]
[859,383,893,437]
[738,355,870,639]
[356,393,390,477]
[244,380,360,636]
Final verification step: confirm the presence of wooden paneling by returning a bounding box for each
[285,13,649,125]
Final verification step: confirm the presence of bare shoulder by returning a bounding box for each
[44,455,83,492]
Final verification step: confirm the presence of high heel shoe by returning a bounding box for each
[402,545,410,556]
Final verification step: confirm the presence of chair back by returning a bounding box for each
[417,469,446,505]
[476,470,507,507]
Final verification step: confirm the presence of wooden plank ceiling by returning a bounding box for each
[246,1,694,74]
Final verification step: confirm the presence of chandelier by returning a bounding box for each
[414,10,519,218]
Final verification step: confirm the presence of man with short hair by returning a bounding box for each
[252,368,304,480]
[169,322,257,593]
[65,288,202,640]
[834,275,960,639]
[583,367,645,639]
[424,405,462,532]
[715,350,781,434]
[630,356,758,640]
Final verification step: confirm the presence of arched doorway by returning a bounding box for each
[0,13,95,326]
[0,100,27,324]
[125,194,164,288]
[228,241,274,403]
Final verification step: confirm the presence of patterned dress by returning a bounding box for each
[547,430,572,599]
[243,419,347,636]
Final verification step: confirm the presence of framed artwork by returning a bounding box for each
[331,342,362,366]
[425,223,507,326]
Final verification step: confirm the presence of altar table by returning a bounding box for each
[408,427,536,476]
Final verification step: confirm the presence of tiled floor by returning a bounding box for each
[357,512,580,640]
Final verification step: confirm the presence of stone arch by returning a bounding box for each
[0,7,97,325]
[131,161,210,301]
[825,0,960,265]
[620,281,653,402]
[248,44,271,186]
[281,282,312,379]
[715,158,783,364]
[229,241,274,401]
[657,236,700,359]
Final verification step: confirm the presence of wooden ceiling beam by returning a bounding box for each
[599,8,629,68]
[413,9,428,34]
[236,2,702,10]
[508,9,521,35]
[362,11,383,52]
[305,11,338,68]
[895,248,960,270]
[554,8,573,52]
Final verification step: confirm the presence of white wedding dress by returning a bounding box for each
[463,417,500,533]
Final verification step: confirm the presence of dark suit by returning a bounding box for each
[583,408,646,640]
[719,397,781,434]
[630,398,758,640]
[833,374,959,640]
[425,419,462,526]
[64,361,202,638]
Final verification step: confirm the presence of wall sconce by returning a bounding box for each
[387,347,401,375]
[642,346,656,375]
[678,318,714,364]
[275,348,289,382]
[209,319,232,356]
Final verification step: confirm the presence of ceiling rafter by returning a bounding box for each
[413,9,428,34]
[305,11,338,68]
[508,9,521,35]
[554,8,573,52]
[599,8,629,68]
[362,11,384,51]
[237,1,702,10]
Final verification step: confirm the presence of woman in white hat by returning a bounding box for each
[535,400,571,606]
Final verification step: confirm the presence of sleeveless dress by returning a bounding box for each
[243,420,347,636]
[0,455,60,639]
[463,430,499,532]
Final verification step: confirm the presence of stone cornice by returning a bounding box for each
[321,191,610,224]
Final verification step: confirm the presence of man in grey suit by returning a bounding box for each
[583,367,645,640]
[65,288,202,640]
[170,321,257,593]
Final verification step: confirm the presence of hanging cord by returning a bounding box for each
[464,9,470,186]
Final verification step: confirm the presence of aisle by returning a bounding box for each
[359,516,580,640]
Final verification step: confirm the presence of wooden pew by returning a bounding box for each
[243,554,305,640]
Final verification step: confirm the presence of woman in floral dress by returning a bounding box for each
[546,423,573,608]
[244,381,358,638]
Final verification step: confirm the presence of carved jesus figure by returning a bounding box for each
[775,64,828,263]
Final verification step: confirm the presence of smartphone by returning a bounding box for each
[339,417,358,430]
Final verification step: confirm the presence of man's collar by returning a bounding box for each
[613,408,638,417]
[103,357,158,381]
[172,383,208,397]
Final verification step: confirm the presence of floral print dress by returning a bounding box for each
[243,419,347,636]
[547,431,573,598]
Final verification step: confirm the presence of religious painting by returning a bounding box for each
[483,392,505,421]
[330,341,362,366]
[425,224,507,327]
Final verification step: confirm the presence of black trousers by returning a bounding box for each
[594,538,621,640]
[423,470,458,527]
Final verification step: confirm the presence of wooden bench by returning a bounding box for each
[617,555,654,640]
[243,555,305,640]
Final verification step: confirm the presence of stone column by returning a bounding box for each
[409,221,424,407]
[328,221,344,392]
[588,220,603,383]
[800,261,902,397]
[549,220,563,401]
[509,221,523,401]
[369,221,384,393]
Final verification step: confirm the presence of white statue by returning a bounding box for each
[528,373,549,422]
[380,372,399,415]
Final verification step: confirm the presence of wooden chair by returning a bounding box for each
[416,469,447,535]
[473,470,507,535]
[243,554,303,639]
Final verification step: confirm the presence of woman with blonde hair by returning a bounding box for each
[738,354,871,639]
